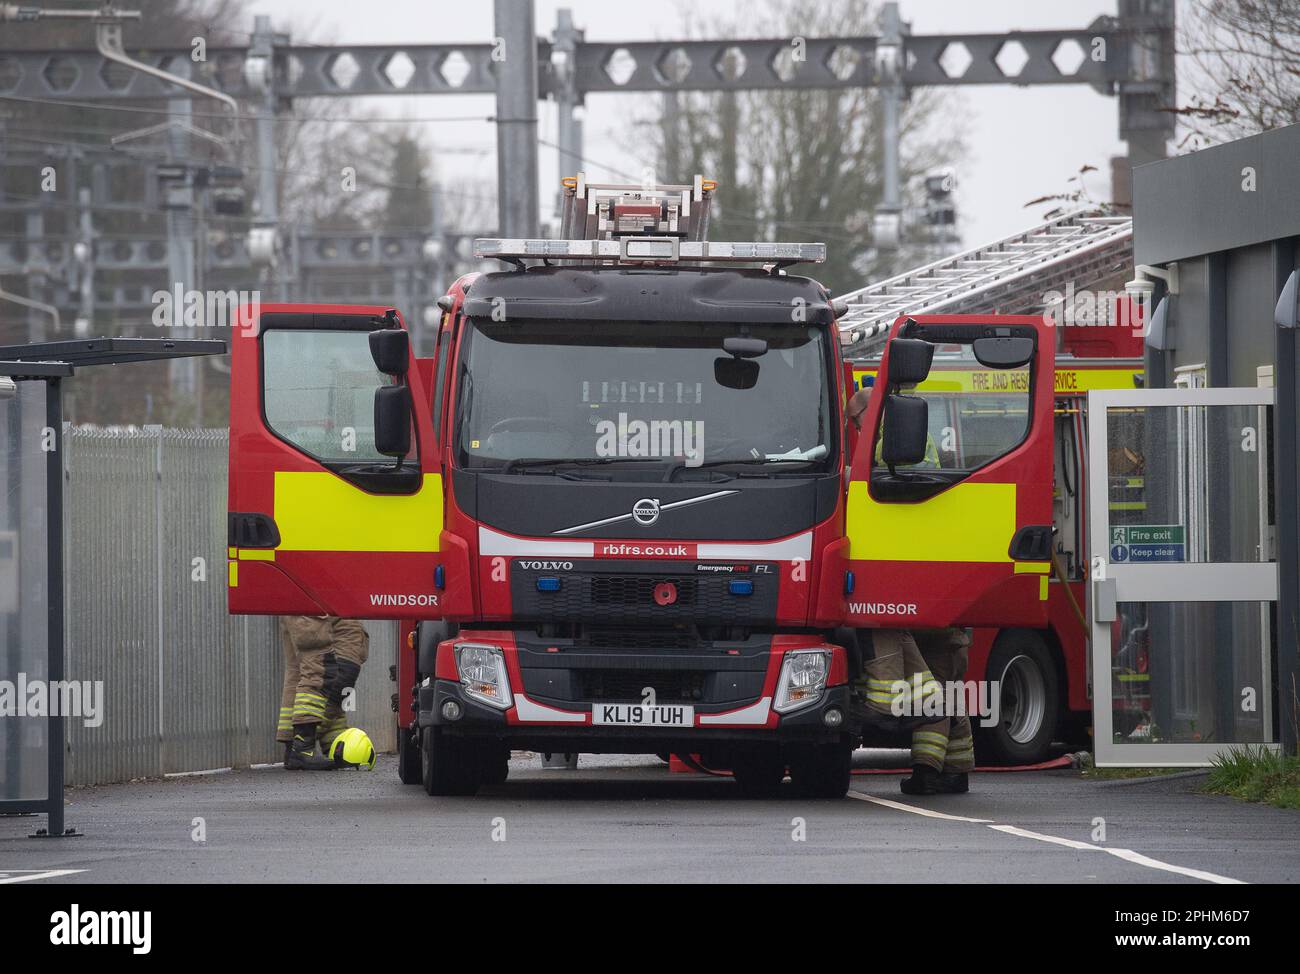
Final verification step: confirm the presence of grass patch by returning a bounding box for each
[1077,754,1186,780]
[1204,746,1300,810]
[1082,765,1185,780]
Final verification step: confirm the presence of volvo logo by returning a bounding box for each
[551,489,739,536]
[517,560,573,571]
[632,498,661,526]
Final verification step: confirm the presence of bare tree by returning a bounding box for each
[274,100,390,232]
[1176,0,1300,148]
[626,0,966,293]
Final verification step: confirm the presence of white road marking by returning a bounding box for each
[847,791,993,823]
[0,869,85,884]
[1104,847,1245,885]
[989,823,1099,850]
[852,791,1246,884]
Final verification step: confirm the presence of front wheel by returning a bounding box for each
[731,750,786,798]
[479,744,510,786]
[421,726,480,796]
[396,720,421,784]
[975,630,1060,766]
[788,743,852,799]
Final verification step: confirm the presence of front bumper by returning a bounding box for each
[420,678,851,752]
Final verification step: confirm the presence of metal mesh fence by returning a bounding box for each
[62,425,396,787]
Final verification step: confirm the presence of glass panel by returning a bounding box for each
[1105,404,1270,564]
[875,361,1031,474]
[0,382,50,802]
[263,329,394,462]
[1111,600,1270,746]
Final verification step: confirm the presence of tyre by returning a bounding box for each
[416,620,457,677]
[396,720,422,784]
[975,630,1060,766]
[730,750,786,798]
[480,744,510,786]
[420,726,480,796]
[788,743,852,799]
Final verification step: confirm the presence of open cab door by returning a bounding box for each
[845,314,1056,628]
[227,304,444,619]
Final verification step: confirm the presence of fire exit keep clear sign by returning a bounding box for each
[1110,524,1185,563]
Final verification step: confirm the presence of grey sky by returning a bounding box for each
[250,0,1135,256]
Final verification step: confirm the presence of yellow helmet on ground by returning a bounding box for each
[328,727,376,770]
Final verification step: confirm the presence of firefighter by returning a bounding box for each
[277,615,370,770]
[901,627,976,795]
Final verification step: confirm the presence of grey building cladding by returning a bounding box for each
[1132,122,1300,753]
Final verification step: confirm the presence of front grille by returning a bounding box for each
[577,628,700,650]
[590,575,698,606]
[511,561,778,625]
[579,668,706,703]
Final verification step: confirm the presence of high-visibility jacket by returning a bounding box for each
[874,431,941,468]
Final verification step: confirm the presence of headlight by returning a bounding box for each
[774,649,830,714]
[454,643,513,710]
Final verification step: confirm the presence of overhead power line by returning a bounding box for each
[0,93,496,125]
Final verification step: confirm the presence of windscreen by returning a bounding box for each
[455,319,833,472]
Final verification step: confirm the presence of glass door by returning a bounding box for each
[1087,387,1278,766]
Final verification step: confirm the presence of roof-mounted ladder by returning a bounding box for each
[558,173,715,242]
[838,208,1133,350]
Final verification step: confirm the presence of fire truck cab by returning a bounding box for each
[226,176,1060,797]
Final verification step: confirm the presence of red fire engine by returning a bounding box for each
[226,176,1060,796]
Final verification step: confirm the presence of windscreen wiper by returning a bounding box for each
[664,457,817,482]
[500,456,667,474]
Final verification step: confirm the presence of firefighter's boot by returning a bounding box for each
[285,724,337,771]
[938,771,970,794]
[900,764,943,795]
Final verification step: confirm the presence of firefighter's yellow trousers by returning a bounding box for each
[277,616,369,749]
[910,628,976,774]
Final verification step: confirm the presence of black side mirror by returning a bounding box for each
[374,385,412,457]
[715,356,759,390]
[369,328,410,376]
[973,335,1034,369]
[881,394,928,467]
[885,338,934,385]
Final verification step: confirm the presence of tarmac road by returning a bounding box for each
[1,752,1296,884]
